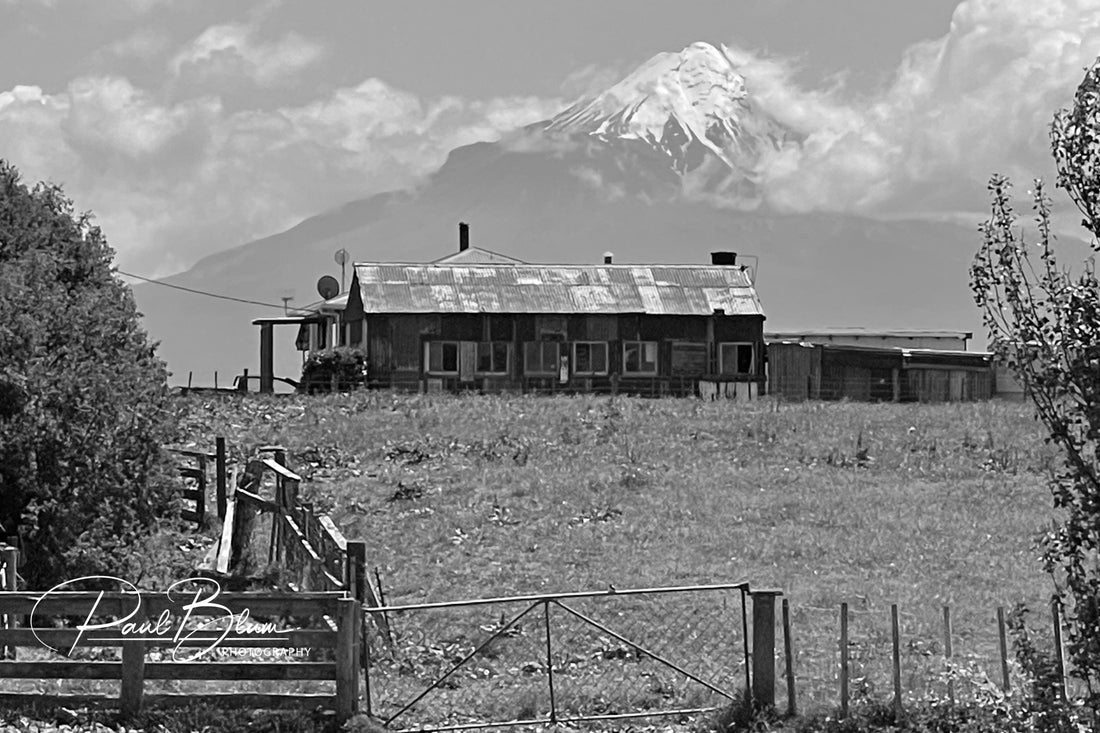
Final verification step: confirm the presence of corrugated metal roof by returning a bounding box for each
[766,328,972,340]
[352,264,765,316]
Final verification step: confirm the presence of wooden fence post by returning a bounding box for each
[891,604,902,721]
[840,602,849,719]
[1,545,15,592]
[346,541,367,603]
[120,637,146,717]
[1052,599,1067,704]
[1,545,16,660]
[997,606,1010,693]
[195,454,207,520]
[782,597,796,717]
[943,605,954,704]
[215,437,227,519]
[335,597,361,721]
[750,590,780,710]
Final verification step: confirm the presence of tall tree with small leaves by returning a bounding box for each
[0,160,180,589]
[972,58,1100,711]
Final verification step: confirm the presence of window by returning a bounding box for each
[573,342,608,375]
[671,342,708,375]
[477,342,510,374]
[623,341,658,375]
[524,341,559,374]
[719,342,755,375]
[426,341,459,374]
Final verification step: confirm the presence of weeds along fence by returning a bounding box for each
[0,578,362,721]
[780,598,1072,719]
[359,584,783,732]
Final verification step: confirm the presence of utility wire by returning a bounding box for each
[116,269,311,312]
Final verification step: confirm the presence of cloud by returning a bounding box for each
[171,22,325,89]
[0,75,562,278]
[100,28,172,61]
[723,0,1100,217]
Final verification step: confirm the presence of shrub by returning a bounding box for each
[299,347,368,393]
[0,160,180,589]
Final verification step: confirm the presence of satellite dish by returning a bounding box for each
[334,249,349,265]
[317,275,339,300]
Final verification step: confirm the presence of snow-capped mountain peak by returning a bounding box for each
[546,41,788,177]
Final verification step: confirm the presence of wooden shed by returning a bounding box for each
[339,254,766,397]
[767,342,994,402]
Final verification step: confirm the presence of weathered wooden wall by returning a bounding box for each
[357,312,765,396]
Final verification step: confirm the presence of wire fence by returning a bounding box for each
[362,584,750,731]
[785,600,1066,716]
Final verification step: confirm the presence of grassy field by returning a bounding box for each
[172,391,1062,722]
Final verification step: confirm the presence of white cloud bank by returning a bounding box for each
[733,0,1100,217]
[0,69,562,277]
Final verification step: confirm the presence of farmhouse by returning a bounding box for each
[337,251,766,397]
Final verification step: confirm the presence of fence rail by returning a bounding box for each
[0,580,361,720]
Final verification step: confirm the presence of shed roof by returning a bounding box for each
[351,263,764,316]
[766,328,972,340]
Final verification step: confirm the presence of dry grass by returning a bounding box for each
[171,391,1059,718]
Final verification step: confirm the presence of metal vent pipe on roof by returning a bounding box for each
[711,251,737,265]
[603,252,614,264]
[459,222,470,252]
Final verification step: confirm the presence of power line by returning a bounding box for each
[116,269,308,311]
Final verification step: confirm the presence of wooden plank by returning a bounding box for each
[318,516,348,551]
[261,458,302,483]
[891,604,902,721]
[216,486,237,575]
[0,591,345,616]
[120,638,144,716]
[839,602,849,719]
[0,661,123,679]
[943,605,954,704]
[997,606,1010,692]
[0,661,335,681]
[181,489,203,501]
[782,598,795,717]
[281,514,324,564]
[215,437,228,519]
[334,598,360,720]
[169,448,218,460]
[0,628,336,648]
[0,693,336,710]
[234,488,279,513]
[1052,600,1067,704]
[180,510,201,524]
[143,662,335,680]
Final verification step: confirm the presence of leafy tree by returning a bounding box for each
[0,160,180,589]
[972,58,1100,712]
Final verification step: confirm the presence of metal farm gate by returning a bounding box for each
[361,583,780,731]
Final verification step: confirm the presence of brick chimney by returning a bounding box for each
[711,251,737,265]
[459,222,470,252]
[603,251,614,264]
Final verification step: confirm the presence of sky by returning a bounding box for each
[1,0,1098,279]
